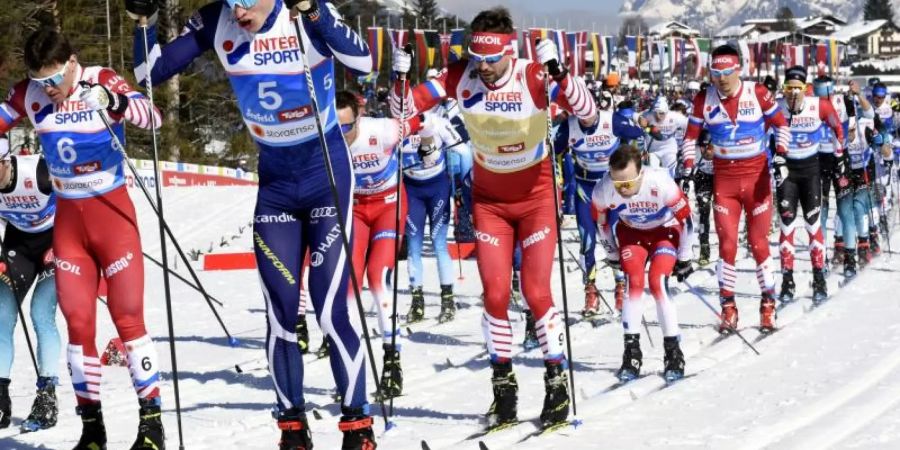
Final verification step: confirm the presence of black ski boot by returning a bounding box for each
[779,270,795,302]
[73,403,107,450]
[698,242,711,266]
[276,409,313,450]
[130,398,164,450]
[379,345,402,399]
[0,378,10,429]
[539,361,570,428]
[315,337,330,359]
[339,407,376,449]
[844,248,858,278]
[406,287,425,323]
[486,362,518,428]
[522,309,539,350]
[296,315,310,355]
[21,376,58,432]
[437,284,456,323]
[616,334,642,382]
[812,268,828,304]
[663,337,685,382]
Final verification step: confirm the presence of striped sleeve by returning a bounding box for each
[756,84,789,154]
[390,62,465,119]
[99,69,162,130]
[0,81,28,132]
[681,91,708,168]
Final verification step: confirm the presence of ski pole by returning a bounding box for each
[389,43,413,418]
[447,151,464,281]
[92,99,237,348]
[682,280,761,356]
[540,40,578,419]
[290,15,391,429]
[562,244,615,315]
[142,252,224,307]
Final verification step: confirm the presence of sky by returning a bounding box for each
[437,0,626,32]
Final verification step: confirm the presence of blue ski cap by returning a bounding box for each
[872,84,888,98]
[224,0,258,8]
[813,76,833,97]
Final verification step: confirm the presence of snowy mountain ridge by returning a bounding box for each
[620,0,900,34]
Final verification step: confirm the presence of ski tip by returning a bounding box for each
[228,337,240,347]
[571,418,584,428]
[385,420,398,431]
[478,441,490,450]
[420,440,431,450]
[234,364,243,373]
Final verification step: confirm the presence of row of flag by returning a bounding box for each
[363,26,847,82]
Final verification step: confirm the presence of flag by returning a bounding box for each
[815,42,827,76]
[738,40,752,78]
[449,28,465,64]
[693,38,710,78]
[828,39,840,75]
[439,33,451,67]
[626,35,638,77]
[668,37,682,77]
[605,36,616,75]
[566,32,588,77]
[590,32,602,78]
[656,40,666,78]
[552,29,568,67]
[526,28,549,62]
[367,27,385,74]
[414,29,440,76]
[390,29,409,51]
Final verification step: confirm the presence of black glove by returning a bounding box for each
[835,154,850,181]
[605,258,621,271]
[673,260,694,282]
[286,0,320,20]
[772,155,788,187]
[125,0,159,21]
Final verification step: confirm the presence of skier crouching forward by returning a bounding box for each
[593,145,694,383]
[390,6,597,430]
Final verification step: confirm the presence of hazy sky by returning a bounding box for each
[437,0,626,32]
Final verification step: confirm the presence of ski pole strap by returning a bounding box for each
[338,416,373,432]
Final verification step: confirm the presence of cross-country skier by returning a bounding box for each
[693,130,715,266]
[776,66,845,303]
[639,96,688,177]
[0,28,165,449]
[836,117,878,277]
[593,145,693,382]
[0,136,60,433]
[682,45,790,333]
[553,90,641,316]
[125,0,375,447]
[390,6,596,430]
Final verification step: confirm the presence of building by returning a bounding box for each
[648,21,701,39]
[831,20,900,60]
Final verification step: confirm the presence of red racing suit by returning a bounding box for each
[391,57,596,363]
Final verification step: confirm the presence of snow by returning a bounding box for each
[832,20,890,42]
[1,184,900,449]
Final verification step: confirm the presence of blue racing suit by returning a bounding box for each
[134,0,372,416]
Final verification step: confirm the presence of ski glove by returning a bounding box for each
[772,155,789,187]
[79,83,129,115]
[285,0,320,20]
[125,0,159,24]
[536,39,567,81]
[392,48,412,75]
[673,260,694,282]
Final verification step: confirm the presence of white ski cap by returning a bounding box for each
[687,80,701,91]
[425,68,440,80]
[653,97,669,113]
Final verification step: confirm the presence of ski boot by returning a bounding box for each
[539,361,570,428]
[522,309,540,350]
[858,238,872,268]
[614,278,626,313]
[844,248,858,279]
[779,270,795,303]
[73,403,107,450]
[832,237,845,266]
[0,378,10,429]
[718,297,739,334]
[616,334,642,382]
[485,362,518,428]
[698,242,711,266]
[315,337,330,359]
[759,293,777,333]
[339,407,376,449]
[581,281,600,317]
[296,315,310,355]
[379,345,403,399]
[130,397,164,450]
[663,337,685,383]
[21,376,58,432]
[870,227,881,256]
[406,287,425,323]
[276,409,313,450]
[812,268,828,304]
[437,285,456,323]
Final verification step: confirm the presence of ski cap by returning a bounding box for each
[653,96,669,113]
[425,68,439,80]
[785,66,808,84]
[872,84,888,98]
[686,80,700,91]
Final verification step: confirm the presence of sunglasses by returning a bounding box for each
[783,85,805,93]
[612,170,643,190]
[30,61,69,89]
[339,122,355,134]
[224,0,258,8]
[709,67,737,78]
[469,51,504,64]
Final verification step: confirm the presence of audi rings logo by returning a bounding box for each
[310,252,325,267]
[310,207,337,219]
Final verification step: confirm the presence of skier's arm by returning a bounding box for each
[133,6,217,87]
[681,91,709,169]
[613,110,645,141]
[663,175,694,260]
[756,84,789,155]
[0,81,29,133]
[300,2,371,76]
[390,62,466,119]
[592,180,619,260]
[97,69,162,130]
[819,97,845,156]
[526,62,597,123]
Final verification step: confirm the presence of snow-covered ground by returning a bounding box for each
[0,185,899,449]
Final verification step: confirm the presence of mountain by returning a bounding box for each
[620,0,900,34]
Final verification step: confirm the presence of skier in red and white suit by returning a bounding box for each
[390,7,596,428]
[593,145,693,382]
[682,45,790,333]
